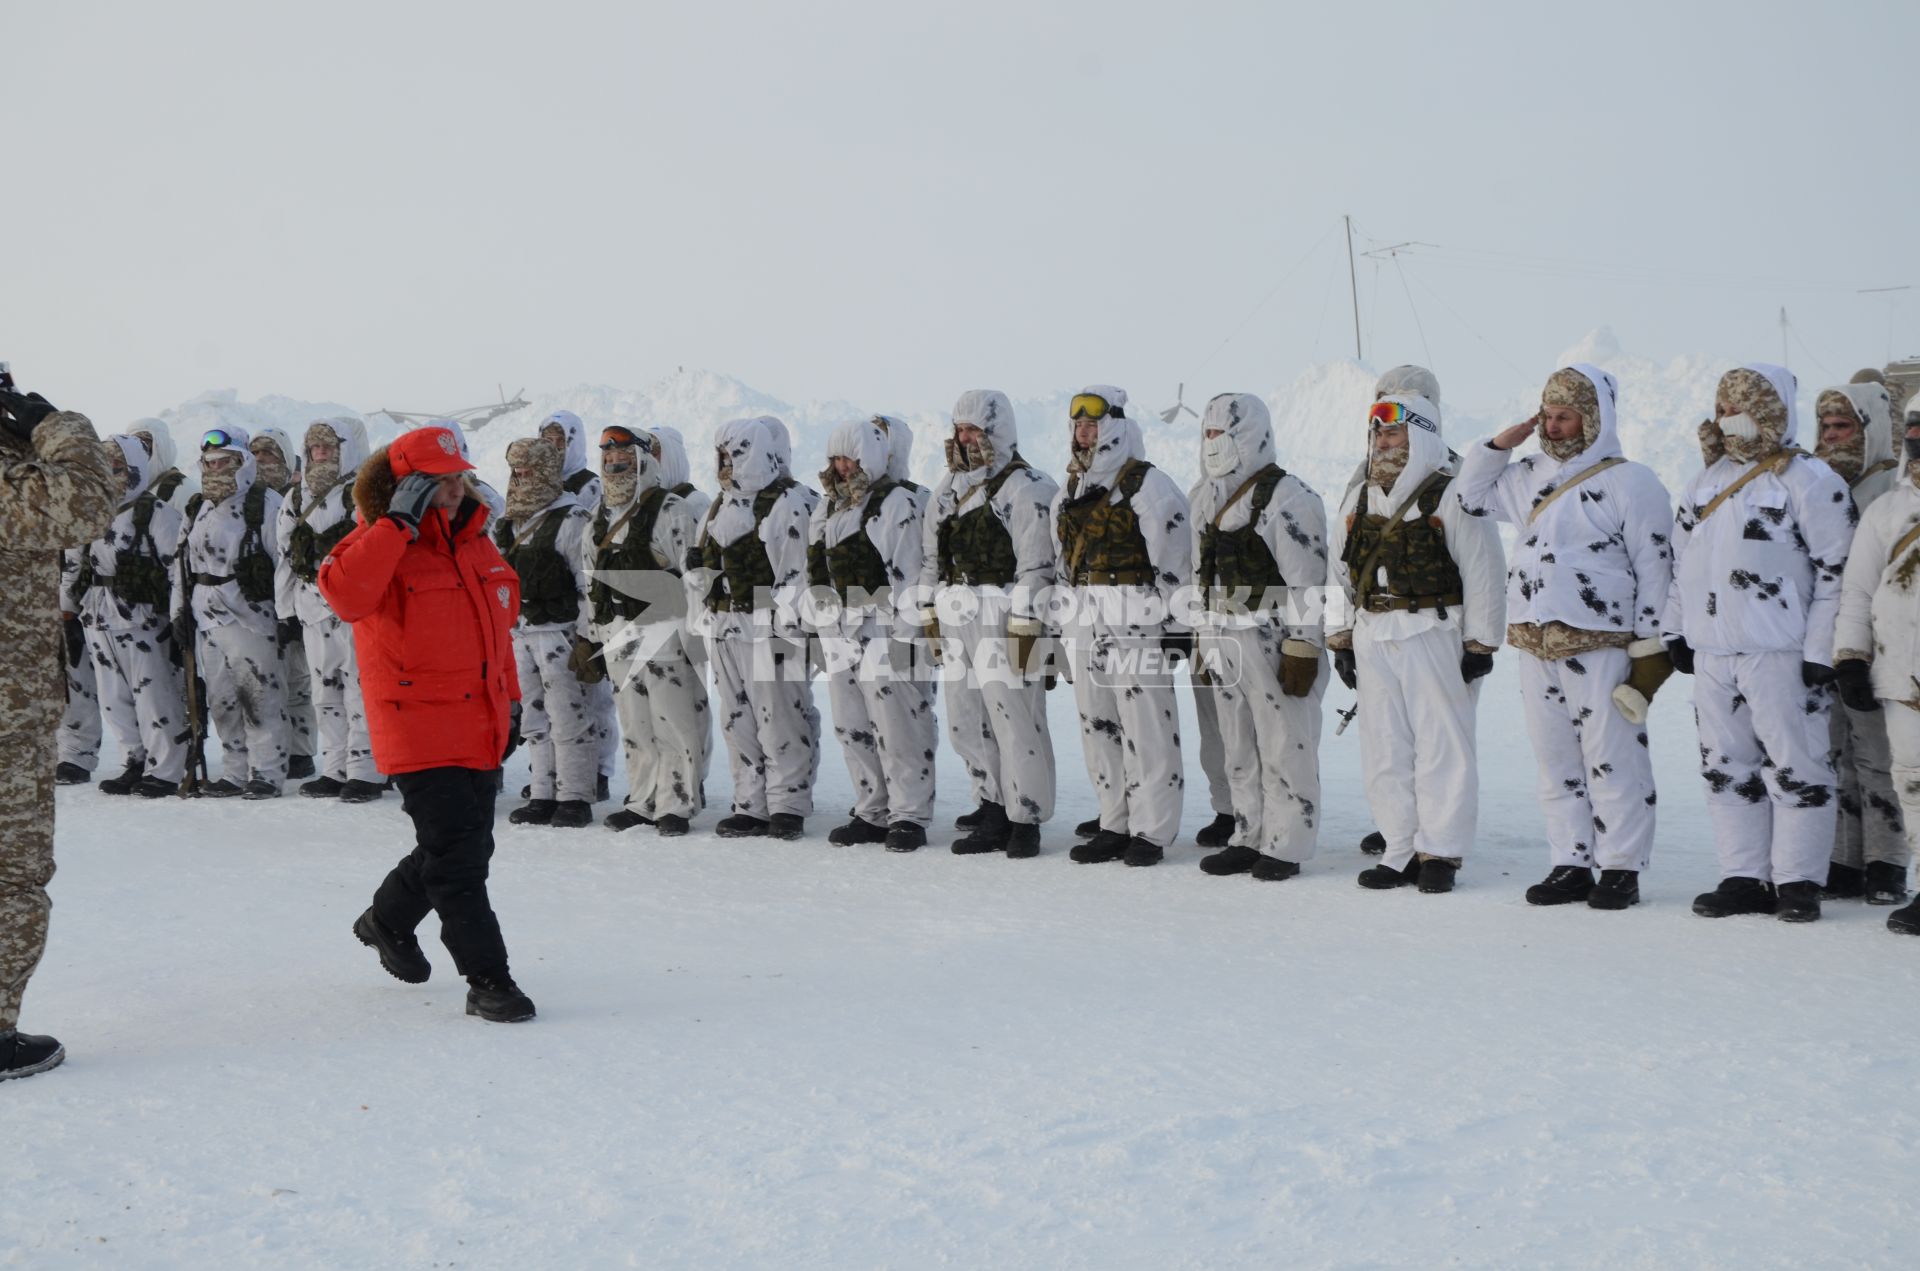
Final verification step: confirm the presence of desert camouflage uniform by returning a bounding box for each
[0,412,117,1030]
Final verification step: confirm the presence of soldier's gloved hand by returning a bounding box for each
[1665,636,1695,675]
[386,473,439,539]
[0,390,57,441]
[63,616,85,668]
[1008,618,1042,676]
[567,636,607,684]
[919,607,943,667]
[503,701,523,763]
[170,614,194,663]
[1801,660,1837,689]
[1160,630,1193,665]
[1460,649,1495,684]
[276,617,301,654]
[1333,646,1357,691]
[1610,638,1674,724]
[1835,658,1879,712]
[1279,639,1320,698]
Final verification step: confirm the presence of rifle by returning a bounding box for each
[1334,700,1359,736]
[175,552,210,795]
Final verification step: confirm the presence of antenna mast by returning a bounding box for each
[1344,215,1363,362]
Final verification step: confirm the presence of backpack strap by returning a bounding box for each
[1696,449,1804,524]
[1527,456,1626,525]
[1212,465,1284,531]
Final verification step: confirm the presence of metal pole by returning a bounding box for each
[1345,215,1363,362]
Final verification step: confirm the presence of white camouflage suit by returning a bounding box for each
[1832,392,1920,874]
[172,427,290,786]
[1326,394,1506,869]
[1815,382,1908,873]
[274,417,382,786]
[1050,392,1193,850]
[1453,363,1674,873]
[650,424,713,791]
[919,390,1061,828]
[540,410,615,793]
[1665,363,1853,888]
[584,430,707,821]
[73,436,190,785]
[1190,393,1329,863]
[251,425,314,770]
[688,417,821,820]
[813,420,937,830]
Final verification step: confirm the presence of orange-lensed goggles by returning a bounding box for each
[1368,401,1409,428]
[599,426,641,451]
[1070,393,1112,422]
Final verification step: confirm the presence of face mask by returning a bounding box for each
[251,445,292,493]
[1203,433,1239,478]
[201,459,240,503]
[1818,430,1865,482]
[1718,412,1775,463]
[1905,437,1920,464]
[945,434,994,474]
[1369,445,1409,489]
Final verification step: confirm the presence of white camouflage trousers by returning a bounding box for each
[1201,626,1324,863]
[1189,672,1234,818]
[86,621,188,784]
[606,638,706,820]
[1692,650,1836,888]
[1875,703,1920,878]
[197,622,288,783]
[711,635,817,819]
[1067,629,1184,849]
[283,634,314,766]
[1829,700,1908,869]
[58,643,99,771]
[514,627,599,804]
[1354,621,1480,867]
[941,598,1055,826]
[1519,648,1657,872]
[302,615,380,784]
[824,632,937,828]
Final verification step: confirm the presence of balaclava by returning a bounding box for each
[1539,368,1601,462]
[1814,389,1866,482]
[1067,384,1128,478]
[1369,420,1410,489]
[303,420,342,497]
[201,448,243,503]
[1713,367,1790,464]
[505,436,564,521]
[600,426,652,508]
[250,435,294,493]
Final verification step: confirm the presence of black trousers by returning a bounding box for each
[373,766,510,980]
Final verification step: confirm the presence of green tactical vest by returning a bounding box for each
[184,482,275,605]
[809,479,900,600]
[285,482,356,584]
[76,494,171,610]
[1198,465,1288,610]
[495,507,579,627]
[1057,458,1156,587]
[699,476,796,612]
[588,487,674,627]
[565,470,595,497]
[1340,476,1463,613]
[936,457,1030,587]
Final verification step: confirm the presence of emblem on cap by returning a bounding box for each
[437,431,457,455]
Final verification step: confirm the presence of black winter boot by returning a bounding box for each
[1359,830,1387,856]
[1070,829,1129,864]
[1122,836,1163,867]
[1888,896,1920,935]
[549,800,593,828]
[1587,869,1640,910]
[55,761,90,786]
[1358,860,1420,890]
[829,817,890,846]
[1075,817,1103,838]
[604,808,653,831]
[0,1029,65,1082]
[509,799,556,826]
[1865,861,1911,906]
[716,814,770,838]
[1251,856,1301,882]
[1823,862,1865,899]
[200,778,244,798]
[655,814,690,837]
[1525,866,1594,906]
[954,801,1003,830]
[768,813,806,841]
[596,774,611,803]
[134,776,179,799]
[1417,858,1458,893]
[353,907,430,984]
[1776,881,1822,923]
[339,779,386,804]
[1194,812,1237,848]
[97,757,144,796]
[1693,876,1776,918]
[300,775,345,799]
[466,976,535,1023]
[952,804,1012,854]
[1004,822,1041,858]
[241,779,281,800]
[286,754,316,779]
[886,823,926,853]
[1199,845,1260,876]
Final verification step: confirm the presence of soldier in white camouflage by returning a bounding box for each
[0,381,118,1080]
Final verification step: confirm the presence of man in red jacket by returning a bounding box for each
[317,425,534,1023]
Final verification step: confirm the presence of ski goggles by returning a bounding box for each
[1369,400,1435,433]
[599,426,642,451]
[200,428,239,451]
[1070,393,1112,422]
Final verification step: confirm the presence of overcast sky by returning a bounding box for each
[8,0,1917,426]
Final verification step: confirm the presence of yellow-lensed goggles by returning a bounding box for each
[1070,393,1112,422]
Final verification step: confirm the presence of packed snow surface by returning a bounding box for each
[8,662,1918,1269]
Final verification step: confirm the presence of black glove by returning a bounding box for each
[387,472,439,538]
[1461,650,1495,683]
[276,617,302,654]
[503,702,523,763]
[1333,646,1357,691]
[1835,658,1879,712]
[1160,631,1193,664]
[1801,660,1837,689]
[1666,636,1695,676]
[63,616,85,668]
[171,613,195,664]
[0,390,57,442]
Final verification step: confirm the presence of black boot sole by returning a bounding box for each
[0,1043,66,1082]
[353,911,431,984]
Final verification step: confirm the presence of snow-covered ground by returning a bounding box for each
[9,658,1918,1269]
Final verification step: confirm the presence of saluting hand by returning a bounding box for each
[1489,416,1539,452]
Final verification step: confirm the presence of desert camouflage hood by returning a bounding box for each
[541,410,591,482]
[250,426,299,493]
[1537,363,1622,470]
[1814,381,1893,483]
[303,415,369,498]
[1712,363,1798,463]
[505,436,566,521]
[602,428,659,510]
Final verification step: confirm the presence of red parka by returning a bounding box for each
[317,446,521,774]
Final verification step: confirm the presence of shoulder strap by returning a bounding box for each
[595,487,665,556]
[1116,457,1151,498]
[1527,456,1626,525]
[153,470,184,500]
[1212,465,1284,531]
[862,478,900,525]
[1697,448,1803,524]
[243,481,268,531]
[1352,469,1449,594]
[505,508,557,555]
[1888,520,1920,567]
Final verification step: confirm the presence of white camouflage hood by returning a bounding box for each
[1199,391,1275,492]
[129,417,179,474]
[1370,393,1447,508]
[110,434,156,504]
[652,425,692,489]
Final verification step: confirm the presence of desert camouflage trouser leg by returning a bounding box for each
[0,728,58,1031]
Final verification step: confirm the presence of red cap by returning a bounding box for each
[390,427,477,478]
